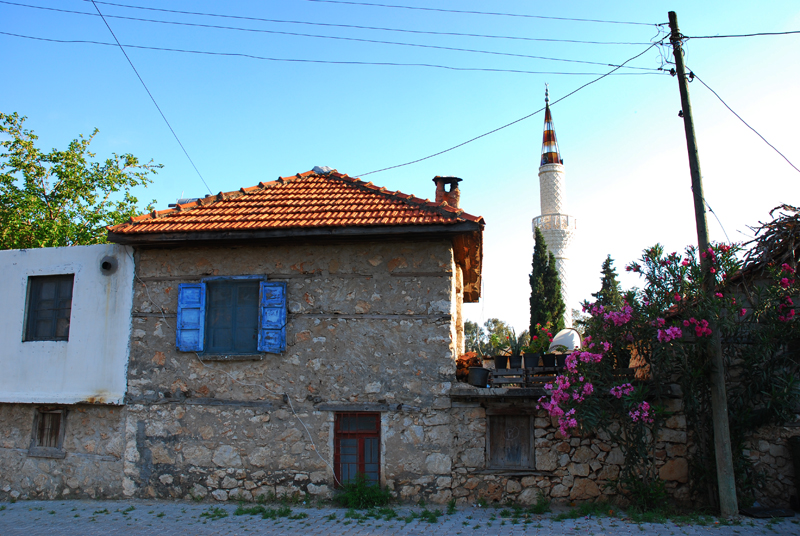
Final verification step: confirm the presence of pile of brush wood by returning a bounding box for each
[455,351,482,382]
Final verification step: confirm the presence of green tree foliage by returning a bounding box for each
[530,227,566,334]
[464,320,485,354]
[591,255,624,308]
[545,252,566,333]
[0,112,160,249]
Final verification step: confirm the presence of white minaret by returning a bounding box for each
[533,86,576,327]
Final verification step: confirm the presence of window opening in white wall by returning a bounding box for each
[24,274,74,341]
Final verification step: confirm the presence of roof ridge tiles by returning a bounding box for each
[109,169,484,235]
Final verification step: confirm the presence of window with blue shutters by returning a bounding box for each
[176,277,286,355]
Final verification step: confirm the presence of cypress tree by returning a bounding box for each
[545,252,566,333]
[530,227,566,334]
[591,255,623,308]
[530,227,549,332]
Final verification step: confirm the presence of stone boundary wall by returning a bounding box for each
[744,424,800,507]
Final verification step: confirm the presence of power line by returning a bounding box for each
[0,31,668,77]
[4,1,660,71]
[689,70,800,174]
[300,0,657,26]
[69,0,652,46]
[687,30,800,39]
[88,1,213,195]
[357,41,664,176]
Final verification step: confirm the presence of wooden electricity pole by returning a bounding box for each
[668,11,738,517]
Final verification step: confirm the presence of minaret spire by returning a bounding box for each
[534,85,576,328]
[541,84,563,166]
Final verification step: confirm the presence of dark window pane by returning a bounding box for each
[37,412,61,448]
[357,415,378,432]
[25,275,74,341]
[365,438,379,463]
[206,280,258,354]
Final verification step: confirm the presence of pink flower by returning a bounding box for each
[657,326,683,343]
[715,292,723,298]
[710,268,716,274]
[681,259,690,267]
[782,263,796,274]
[610,383,635,398]
[674,294,682,302]
[739,308,747,317]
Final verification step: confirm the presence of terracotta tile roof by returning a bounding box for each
[108,170,483,236]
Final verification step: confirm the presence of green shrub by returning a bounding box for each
[334,474,392,509]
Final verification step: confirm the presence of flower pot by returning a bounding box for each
[557,354,567,368]
[494,355,508,370]
[508,355,522,369]
[468,367,490,387]
[523,352,541,369]
[541,354,556,367]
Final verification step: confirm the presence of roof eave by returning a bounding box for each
[107,221,484,246]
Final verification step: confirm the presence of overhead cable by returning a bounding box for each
[88,1,213,195]
[299,0,657,26]
[689,70,800,174]
[0,31,667,76]
[686,30,800,39]
[357,41,665,176]
[63,0,651,46]
[4,1,660,71]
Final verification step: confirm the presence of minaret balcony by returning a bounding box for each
[532,213,577,232]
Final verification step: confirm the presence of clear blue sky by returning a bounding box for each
[3,0,799,333]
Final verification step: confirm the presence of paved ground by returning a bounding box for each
[0,499,798,536]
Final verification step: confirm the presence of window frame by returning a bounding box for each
[176,277,287,356]
[485,408,536,471]
[333,412,381,486]
[28,407,67,459]
[23,274,75,342]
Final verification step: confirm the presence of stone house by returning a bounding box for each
[0,244,135,500]
[104,169,486,501]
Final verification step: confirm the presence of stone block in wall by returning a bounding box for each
[572,446,594,463]
[426,453,452,474]
[658,458,688,483]
[212,445,243,467]
[535,450,558,471]
[568,463,590,477]
[570,477,601,500]
[657,429,687,443]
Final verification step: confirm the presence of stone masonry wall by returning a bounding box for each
[0,404,124,500]
[124,240,461,501]
[744,424,800,507]
[398,393,692,507]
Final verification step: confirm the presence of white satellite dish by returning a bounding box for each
[549,328,582,352]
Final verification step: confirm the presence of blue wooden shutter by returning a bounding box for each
[258,281,287,353]
[177,283,206,352]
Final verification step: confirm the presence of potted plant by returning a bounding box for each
[524,323,554,367]
[489,333,508,369]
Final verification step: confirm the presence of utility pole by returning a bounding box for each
[668,11,738,517]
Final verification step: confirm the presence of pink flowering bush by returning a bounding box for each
[538,239,800,509]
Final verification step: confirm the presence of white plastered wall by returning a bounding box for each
[0,244,134,404]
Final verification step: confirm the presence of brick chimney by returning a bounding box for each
[432,176,462,208]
